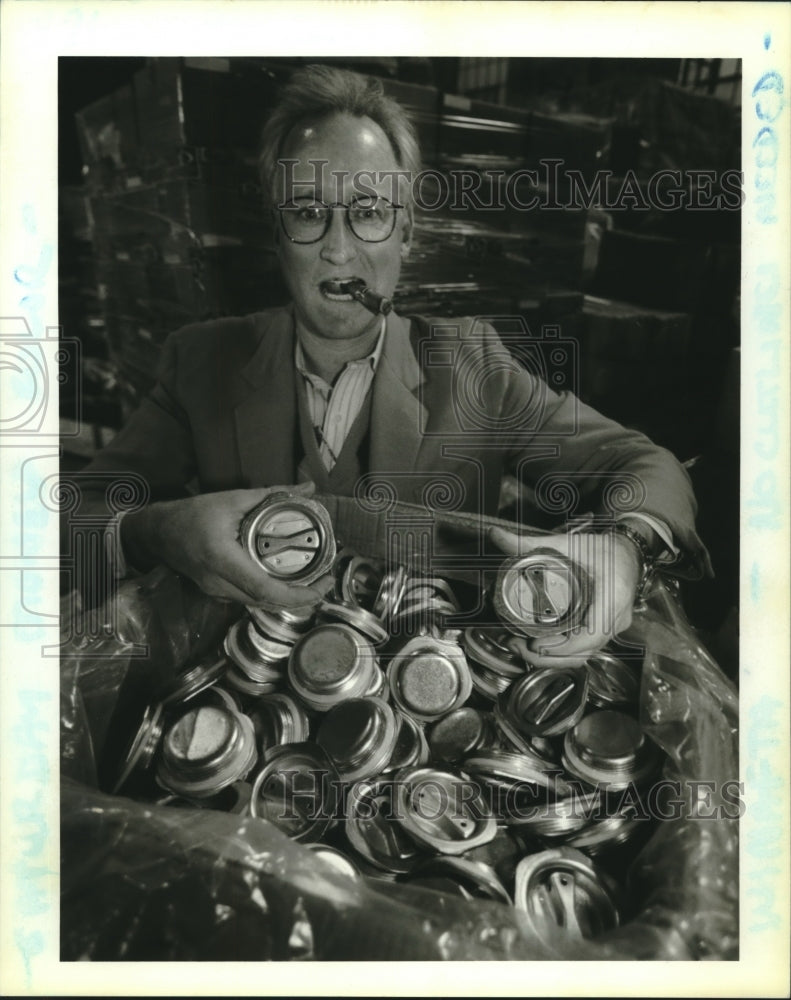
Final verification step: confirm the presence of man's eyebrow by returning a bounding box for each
[289,181,323,194]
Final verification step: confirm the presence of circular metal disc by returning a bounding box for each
[112,702,164,794]
[393,766,497,855]
[240,493,336,585]
[249,742,339,843]
[514,847,620,942]
[316,697,398,782]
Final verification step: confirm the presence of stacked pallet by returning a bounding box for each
[76,58,289,420]
[59,185,121,451]
[397,90,609,328]
[581,222,739,456]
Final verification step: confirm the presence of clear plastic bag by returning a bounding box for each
[60,565,738,961]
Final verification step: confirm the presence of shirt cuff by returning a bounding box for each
[614,511,678,564]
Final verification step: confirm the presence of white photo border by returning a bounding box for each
[0,1,788,995]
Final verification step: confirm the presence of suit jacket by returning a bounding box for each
[80,304,709,577]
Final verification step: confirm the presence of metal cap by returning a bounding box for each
[202,685,244,714]
[383,711,430,772]
[340,555,385,610]
[493,550,590,637]
[249,742,339,843]
[562,802,646,854]
[364,662,389,701]
[463,749,569,823]
[206,779,254,815]
[161,705,240,777]
[319,599,389,645]
[224,619,287,684]
[508,789,601,837]
[388,637,472,722]
[501,668,589,737]
[585,651,641,708]
[427,707,497,763]
[463,748,567,792]
[389,597,458,635]
[223,663,280,698]
[393,766,497,855]
[316,697,398,782]
[345,778,423,874]
[112,702,164,794]
[407,856,511,904]
[274,604,317,627]
[492,695,561,766]
[244,621,293,662]
[412,577,460,611]
[372,565,408,622]
[250,692,311,750]
[468,660,515,702]
[158,656,227,707]
[462,627,526,679]
[562,709,661,790]
[157,703,257,798]
[246,605,313,644]
[514,847,619,942]
[288,623,377,711]
[240,492,336,585]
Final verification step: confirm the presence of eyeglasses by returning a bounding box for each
[278,196,402,244]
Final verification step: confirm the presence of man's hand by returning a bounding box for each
[488,526,642,667]
[121,483,333,608]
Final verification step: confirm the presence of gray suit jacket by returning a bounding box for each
[80,305,709,577]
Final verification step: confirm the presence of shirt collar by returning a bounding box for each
[294,315,387,383]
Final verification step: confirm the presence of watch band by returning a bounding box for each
[609,521,656,608]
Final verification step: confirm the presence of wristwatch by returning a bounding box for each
[609,520,657,607]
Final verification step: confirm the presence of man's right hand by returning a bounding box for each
[120,483,332,608]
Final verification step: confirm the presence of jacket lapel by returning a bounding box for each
[234,307,298,487]
[369,311,429,474]
[233,306,430,488]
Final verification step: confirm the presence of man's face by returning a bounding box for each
[273,112,411,341]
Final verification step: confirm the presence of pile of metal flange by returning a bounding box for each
[114,493,662,943]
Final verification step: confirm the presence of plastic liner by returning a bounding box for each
[60,565,738,961]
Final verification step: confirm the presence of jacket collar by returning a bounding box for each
[234,305,429,486]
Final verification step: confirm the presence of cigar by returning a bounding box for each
[342,280,392,316]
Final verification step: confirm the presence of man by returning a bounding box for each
[80,64,709,666]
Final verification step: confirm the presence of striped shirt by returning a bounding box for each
[295,318,386,471]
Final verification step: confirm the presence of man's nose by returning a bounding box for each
[319,207,357,264]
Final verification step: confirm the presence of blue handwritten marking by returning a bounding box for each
[748,57,785,535]
[750,562,760,603]
[745,695,784,932]
[11,690,53,981]
[752,71,785,225]
[22,202,37,234]
[745,34,788,955]
[15,928,45,983]
[6,201,56,986]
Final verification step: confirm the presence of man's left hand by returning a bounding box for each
[488,526,642,667]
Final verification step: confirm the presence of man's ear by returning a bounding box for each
[270,206,281,248]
